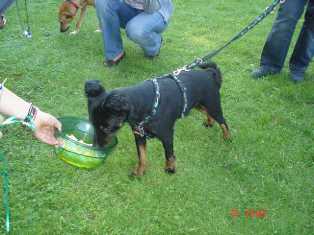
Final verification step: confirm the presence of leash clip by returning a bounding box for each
[173,66,190,76]
[195,58,203,65]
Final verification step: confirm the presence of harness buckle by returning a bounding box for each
[133,123,145,138]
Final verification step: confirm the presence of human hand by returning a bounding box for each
[33,110,62,146]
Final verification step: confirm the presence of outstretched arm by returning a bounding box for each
[0,85,61,146]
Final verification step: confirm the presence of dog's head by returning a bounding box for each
[58,0,80,32]
[85,80,130,147]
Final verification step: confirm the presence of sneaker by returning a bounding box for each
[251,66,280,79]
[0,15,7,29]
[105,52,125,67]
[290,70,305,83]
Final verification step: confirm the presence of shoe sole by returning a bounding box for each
[104,52,125,67]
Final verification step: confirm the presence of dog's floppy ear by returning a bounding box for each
[85,80,105,97]
[102,93,130,113]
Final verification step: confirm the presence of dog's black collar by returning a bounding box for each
[133,78,160,138]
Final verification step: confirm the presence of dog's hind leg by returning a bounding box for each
[132,135,147,176]
[202,99,231,140]
[214,114,230,141]
[160,130,176,174]
[195,104,215,128]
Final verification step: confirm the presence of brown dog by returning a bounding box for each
[58,0,95,34]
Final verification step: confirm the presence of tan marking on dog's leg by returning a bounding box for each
[165,156,176,173]
[220,124,231,140]
[195,105,215,127]
[207,115,215,127]
[195,105,207,114]
[133,143,147,176]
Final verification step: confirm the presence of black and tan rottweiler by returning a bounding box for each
[85,62,230,176]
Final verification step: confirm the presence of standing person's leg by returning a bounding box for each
[252,0,307,79]
[125,12,167,57]
[0,15,6,29]
[289,0,314,82]
[95,0,139,64]
[0,0,15,14]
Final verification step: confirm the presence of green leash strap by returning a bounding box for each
[0,116,35,233]
[0,152,10,233]
[1,116,36,131]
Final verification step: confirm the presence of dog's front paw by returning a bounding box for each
[165,158,176,174]
[165,167,176,174]
[70,30,79,35]
[131,165,145,177]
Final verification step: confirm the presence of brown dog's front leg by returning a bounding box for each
[132,135,147,176]
[74,4,87,33]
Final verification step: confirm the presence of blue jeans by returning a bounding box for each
[260,0,314,73]
[95,0,167,60]
[0,0,15,14]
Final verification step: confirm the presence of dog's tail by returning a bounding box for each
[198,61,222,89]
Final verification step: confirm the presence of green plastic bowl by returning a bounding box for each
[55,117,117,169]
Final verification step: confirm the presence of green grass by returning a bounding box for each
[0,0,313,234]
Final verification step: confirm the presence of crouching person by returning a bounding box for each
[0,81,61,146]
[95,0,173,66]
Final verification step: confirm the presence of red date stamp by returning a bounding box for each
[230,208,267,218]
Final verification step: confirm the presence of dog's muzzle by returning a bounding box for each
[60,22,70,32]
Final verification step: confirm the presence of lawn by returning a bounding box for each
[0,0,313,234]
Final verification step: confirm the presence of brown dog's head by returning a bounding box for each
[58,0,80,32]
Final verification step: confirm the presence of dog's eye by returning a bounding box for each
[65,15,72,19]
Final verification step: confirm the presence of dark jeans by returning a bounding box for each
[0,0,15,15]
[260,0,314,73]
